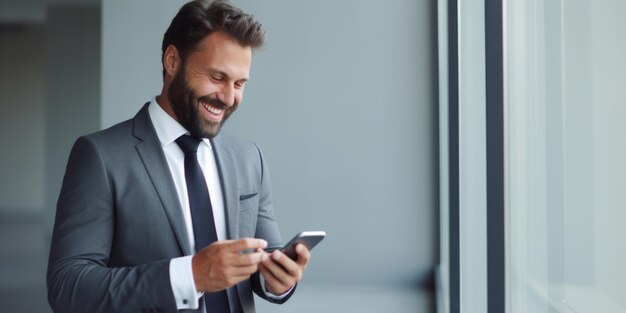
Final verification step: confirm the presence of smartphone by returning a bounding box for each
[271,231,326,260]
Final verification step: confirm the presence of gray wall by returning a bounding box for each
[102,0,437,286]
[0,26,46,217]
[0,6,101,313]
[44,6,101,233]
[0,7,100,222]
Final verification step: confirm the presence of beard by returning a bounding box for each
[167,66,238,139]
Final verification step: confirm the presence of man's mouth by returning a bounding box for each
[200,100,224,116]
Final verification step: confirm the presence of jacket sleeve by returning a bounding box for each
[47,136,178,313]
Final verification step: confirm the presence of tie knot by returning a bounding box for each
[176,135,202,154]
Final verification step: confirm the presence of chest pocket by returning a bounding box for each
[238,192,259,238]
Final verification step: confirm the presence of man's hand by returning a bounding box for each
[258,243,310,295]
[192,238,267,292]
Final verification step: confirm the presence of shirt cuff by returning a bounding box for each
[259,273,295,300]
[170,256,203,310]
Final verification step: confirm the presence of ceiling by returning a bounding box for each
[0,0,100,24]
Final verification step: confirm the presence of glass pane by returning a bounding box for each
[505,0,626,312]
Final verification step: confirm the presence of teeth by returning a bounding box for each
[202,102,223,115]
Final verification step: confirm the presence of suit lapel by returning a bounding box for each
[211,135,239,240]
[132,104,192,255]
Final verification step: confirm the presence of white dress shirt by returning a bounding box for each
[148,98,285,311]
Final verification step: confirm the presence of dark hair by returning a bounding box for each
[161,0,265,77]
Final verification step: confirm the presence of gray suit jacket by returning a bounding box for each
[47,104,292,313]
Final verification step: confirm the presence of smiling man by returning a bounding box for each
[47,1,309,312]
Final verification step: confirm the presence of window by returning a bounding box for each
[505,0,626,312]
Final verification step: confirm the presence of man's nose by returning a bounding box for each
[217,84,236,107]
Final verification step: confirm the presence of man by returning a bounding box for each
[47,1,310,312]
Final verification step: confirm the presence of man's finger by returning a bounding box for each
[228,263,261,278]
[259,264,289,293]
[230,251,265,266]
[261,252,285,275]
[227,238,268,252]
[262,250,301,284]
[295,243,311,267]
[269,250,301,276]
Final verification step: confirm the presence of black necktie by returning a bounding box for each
[176,135,230,313]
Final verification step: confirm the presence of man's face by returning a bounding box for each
[168,31,252,138]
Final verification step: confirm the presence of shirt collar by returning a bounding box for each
[147,96,213,150]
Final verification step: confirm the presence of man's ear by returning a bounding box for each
[163,45,181,77]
